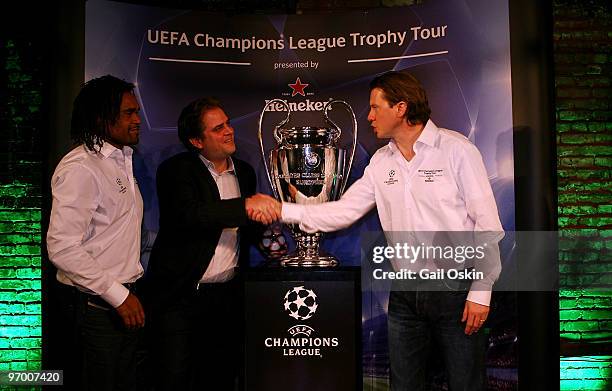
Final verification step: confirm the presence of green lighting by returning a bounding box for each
[1,39,43,374]
[561,356,612,390]
[560,290,612,341]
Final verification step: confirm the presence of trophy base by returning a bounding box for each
[280,253,338,268]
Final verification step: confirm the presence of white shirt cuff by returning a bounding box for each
[101,281,130,308]
[466,290,491,307]
[281,202,303,224]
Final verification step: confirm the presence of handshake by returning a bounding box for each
[245,194,282,225]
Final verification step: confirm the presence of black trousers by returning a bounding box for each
[151,277,243,391]
[56,282,140,391]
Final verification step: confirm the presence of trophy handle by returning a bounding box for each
[258,99,291,199]
[323,100,358,194]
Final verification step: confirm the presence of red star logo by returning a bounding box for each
[288,77,309,97]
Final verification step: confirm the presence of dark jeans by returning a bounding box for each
[151,278,242,391]
[57,282,140,391]
[388,283,486,391]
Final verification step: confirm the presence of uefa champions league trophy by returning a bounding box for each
[258,99,357,267]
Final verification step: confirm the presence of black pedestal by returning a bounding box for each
[245,266,361,391]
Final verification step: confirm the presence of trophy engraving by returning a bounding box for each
[258,99,358,267]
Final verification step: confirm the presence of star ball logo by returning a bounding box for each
[384,169,398,185]
[262,285,339,358]
[116,178,127,193]
[283,286,318,321]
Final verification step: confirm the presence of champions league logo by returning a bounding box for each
[384,169,398,185]
[283,286,318,321]
[263,285,340,358]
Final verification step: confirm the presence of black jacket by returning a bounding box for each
[146,152,261,309]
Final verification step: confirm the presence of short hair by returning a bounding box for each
[177,97,224,152]
[71,75,135,152]
[369,71,431,125]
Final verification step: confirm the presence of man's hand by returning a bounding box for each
[461,300,489,335]
[116,292,145,329]
[288,184,298,201]
[246,194,281,225]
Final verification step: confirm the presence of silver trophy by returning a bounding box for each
[258,99,357,267]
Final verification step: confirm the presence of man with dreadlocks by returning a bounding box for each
[47,75,145,391]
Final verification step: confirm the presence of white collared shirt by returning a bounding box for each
[282,120,503,305]
[47,143,144,308]
[198,155,240,283]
